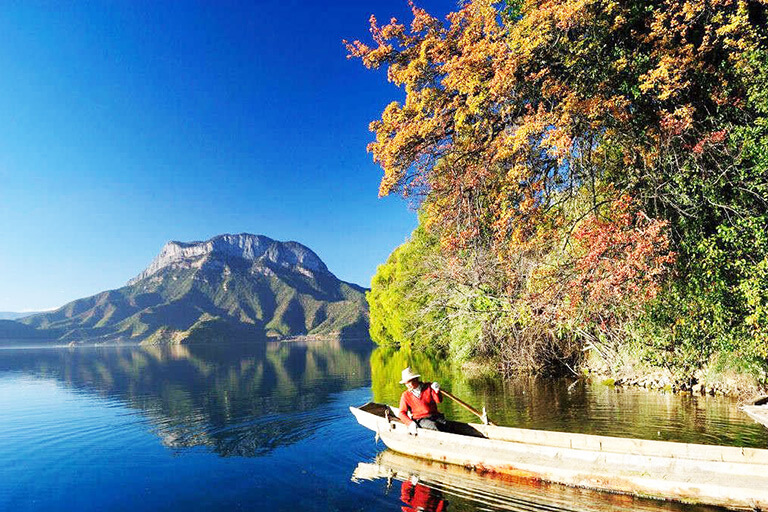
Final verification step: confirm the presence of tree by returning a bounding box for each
[350,0,768,376]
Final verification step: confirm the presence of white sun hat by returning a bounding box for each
[399,367,421,384]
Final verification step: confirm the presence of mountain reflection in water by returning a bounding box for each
[0,339,372,457]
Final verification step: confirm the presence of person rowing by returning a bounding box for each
[397,367,448,433]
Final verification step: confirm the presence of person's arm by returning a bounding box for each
[430,382,443,404]
[398,392,413,425]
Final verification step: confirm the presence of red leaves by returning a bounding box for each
[691,129,728,155]
[566,196,676,321]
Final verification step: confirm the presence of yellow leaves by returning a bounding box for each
[527,263,559,295]
[490,131,522,164]
[378,172,399,198]
[612,14,628,30]
[464,0,504,37]
[681,0,706,21]
[716,6,753,51]
[640,54,692,101]
[551,0,592,31]
[350,0,766,265]
[506,9,550,59]
[504,164,528,185]
[638,0,765,113]
[509,116,544,155]
[541,127,573,162]
[380,18,406,40]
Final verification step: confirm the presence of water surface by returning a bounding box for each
[0,341,764,511]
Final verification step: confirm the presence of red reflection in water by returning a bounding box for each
[400,478,447,512]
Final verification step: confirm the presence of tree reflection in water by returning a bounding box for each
[369,347,768,448]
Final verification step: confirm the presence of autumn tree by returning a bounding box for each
[349,0,768,377]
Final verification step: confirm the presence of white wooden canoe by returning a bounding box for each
[742,404,768,430]
[350,402,768,510]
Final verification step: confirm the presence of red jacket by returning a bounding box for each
[398,383,442,425]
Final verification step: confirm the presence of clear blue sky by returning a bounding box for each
[0,1,450,311]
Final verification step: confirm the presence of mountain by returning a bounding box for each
[11,234,369,345]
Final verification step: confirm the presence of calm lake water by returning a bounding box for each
[1,340,766,512]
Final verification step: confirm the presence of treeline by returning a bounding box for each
[349,0,768,383]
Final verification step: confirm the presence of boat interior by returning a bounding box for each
[358,402,488,438]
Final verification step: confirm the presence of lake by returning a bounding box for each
[1,340,765,512]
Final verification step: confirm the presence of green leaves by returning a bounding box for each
[367,221,445,350]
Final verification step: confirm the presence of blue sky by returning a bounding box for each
[0,1,450,311]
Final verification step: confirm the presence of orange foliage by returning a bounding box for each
[347,0,760,333]
[346,0,763,250]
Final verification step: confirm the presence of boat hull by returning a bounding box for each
[743,404,768,429]
[351,402,768,510]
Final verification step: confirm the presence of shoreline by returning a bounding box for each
[460,358,768,403]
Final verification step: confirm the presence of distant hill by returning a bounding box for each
[0,312,41,320]
[7,234,368,345]
[0,320,58,343]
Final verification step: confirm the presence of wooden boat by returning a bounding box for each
[742,405,768,430]
[350,402,768,510]
[742,397,768,430]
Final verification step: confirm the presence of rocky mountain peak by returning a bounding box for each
[128,233,329,285]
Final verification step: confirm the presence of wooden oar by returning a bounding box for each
[439,389,496,426]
